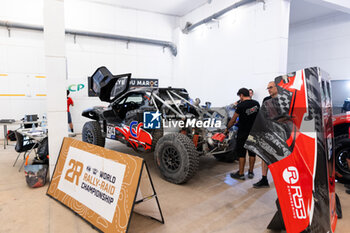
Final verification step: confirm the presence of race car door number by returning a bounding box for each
[107,125,115,138]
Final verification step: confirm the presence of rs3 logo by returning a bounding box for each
[290,186,307,219]
[64,159,83,186]
[283,166,307,219]
[283,166,299,184]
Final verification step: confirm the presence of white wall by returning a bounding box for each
[173,0,291,106]
[288,12,350,80]
[0,0,176,134]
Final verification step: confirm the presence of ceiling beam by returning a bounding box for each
[304,0,350,14]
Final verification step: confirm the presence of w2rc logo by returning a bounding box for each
[64,159,84,186]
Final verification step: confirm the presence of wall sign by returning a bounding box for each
[68,84,85,92]
[88,78,159,97]
[47,137,164,232]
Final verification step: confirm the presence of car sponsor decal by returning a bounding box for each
[107,125,116,138]
[115,122,153,151]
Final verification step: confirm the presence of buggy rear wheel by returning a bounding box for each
[154,133,199,184]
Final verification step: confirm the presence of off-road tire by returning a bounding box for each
[335,134,350,182]
[82,121,105,147]
[154,133,199,184]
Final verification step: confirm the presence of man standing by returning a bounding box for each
[225,88,260,180]
[67,90,74,133]
[253,81,278,188]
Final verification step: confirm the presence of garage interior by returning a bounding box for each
[1,0,350,232]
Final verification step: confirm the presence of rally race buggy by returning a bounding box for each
[82,67,235,184]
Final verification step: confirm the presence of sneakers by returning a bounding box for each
[253,178,270,188]
[248,171,254,179]
[230,171,245,180]
[230,171,254,180]
[344,184,350,189]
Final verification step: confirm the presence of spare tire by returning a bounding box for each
[335,134,350,182]
[82,121,105,147]
[154,133,199,184]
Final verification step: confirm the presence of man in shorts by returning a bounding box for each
[67,90,74,133]
[225,88,260,180]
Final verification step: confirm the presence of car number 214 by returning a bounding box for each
[107,126,115,138]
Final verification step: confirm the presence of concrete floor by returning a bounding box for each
[1,137,350,233]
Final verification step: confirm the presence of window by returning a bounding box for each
[331,80,350,114]
[125,93,143,104]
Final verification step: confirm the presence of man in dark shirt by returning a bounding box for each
[253,81,278,188]
[225,88,260,180]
